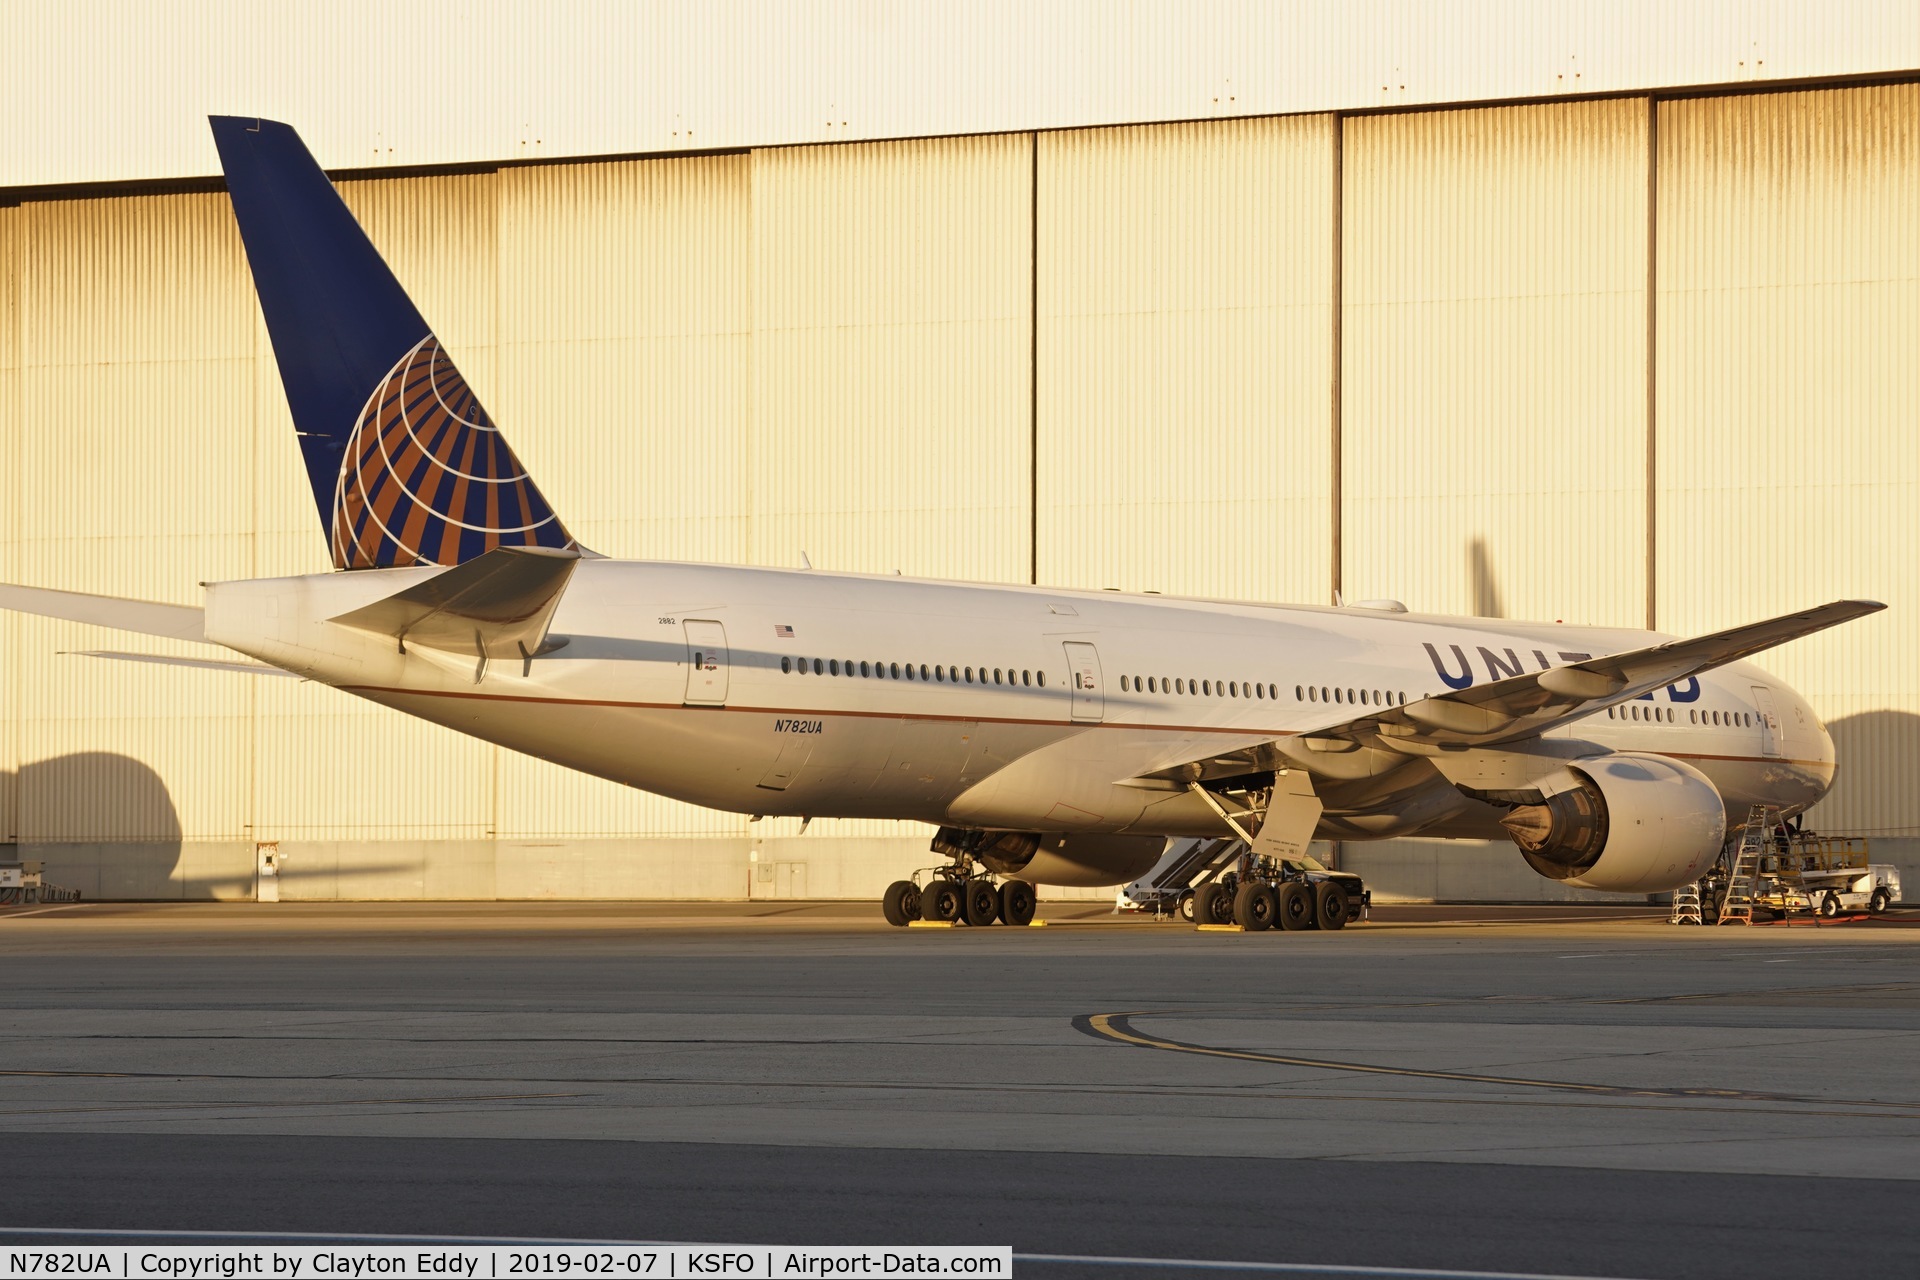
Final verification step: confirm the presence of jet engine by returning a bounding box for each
[1500,754,1726,893]
[939,827,1166,887]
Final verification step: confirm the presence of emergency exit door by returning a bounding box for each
[684,620,729,705]
[1751,685,1782,758]
[1064,641,1104,723]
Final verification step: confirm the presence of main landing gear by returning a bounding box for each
[883,870,1037,927]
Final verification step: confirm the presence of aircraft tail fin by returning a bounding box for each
[209,116,576,570]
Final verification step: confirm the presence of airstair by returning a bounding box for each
[1713,805,1778,926]
[1121,836,1245,915]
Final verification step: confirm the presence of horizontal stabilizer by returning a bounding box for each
[327,545,579,671]
[64,649,300,678]
[0,584,206,642]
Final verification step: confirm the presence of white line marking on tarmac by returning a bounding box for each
[0,905,78,919]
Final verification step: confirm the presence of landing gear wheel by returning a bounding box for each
[882,880,920,927]
[963,878,1001,927]
[1193,882,1232,926]
[1177,890,1196,923]
[999,880,1037,926]
[1233,882,1277,931]
[1819,891,1842,919]
[920,878,960,923]
[1314,882,1350,931]
[1277,882,1314,931]
[1870,888,1891,915]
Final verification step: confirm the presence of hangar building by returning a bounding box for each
[2,1,1915,902]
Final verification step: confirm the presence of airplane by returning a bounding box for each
[0,117,1885,929]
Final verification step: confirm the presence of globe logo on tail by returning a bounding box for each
[331,336,576,570]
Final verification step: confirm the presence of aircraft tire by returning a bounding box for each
[963,878,1001,927]
[1870,888,1891,915]
[1277,882,1314,931]
[999,880,1037,926]
[920,878,961,923]
[1193,883,1229,926]
[882,880,919,927]
[1232,882,1276,931]
[1315,881,1350,931]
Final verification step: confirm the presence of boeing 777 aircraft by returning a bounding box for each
[0,118,1884,928]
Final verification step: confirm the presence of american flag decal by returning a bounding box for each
[775,625,794,638]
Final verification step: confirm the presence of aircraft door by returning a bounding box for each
[1064,641,1104,723]
[684,620,729,705]
[1751,685,1782,758]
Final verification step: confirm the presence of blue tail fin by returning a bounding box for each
[210,116,575,570]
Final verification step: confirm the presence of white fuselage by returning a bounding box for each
[203,559,1837,844]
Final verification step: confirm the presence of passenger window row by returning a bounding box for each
[780,656,1043,688]
[1297,685,1406,707]
[1608,704,1755,727]
[1118,675,1282,700]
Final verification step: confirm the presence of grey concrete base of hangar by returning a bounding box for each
[13,833,1919,905]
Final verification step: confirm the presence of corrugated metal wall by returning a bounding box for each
[1655,85,1920,839]
[1343,100,1649,625]
[12,193,253,843]
[748,136,1033,583]
[1037,116,1335,602]
[4,80,1917,886]
[1,205,19,841]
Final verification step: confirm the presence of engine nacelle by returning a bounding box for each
[946,827,1167,887]
[1501,754,1725,893]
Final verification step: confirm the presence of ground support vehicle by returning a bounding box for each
[1753,835,1900,918]
[1693,829,1896,922]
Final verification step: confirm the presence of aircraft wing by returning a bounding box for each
[1135,599,1885,782]
[0,584,206,642]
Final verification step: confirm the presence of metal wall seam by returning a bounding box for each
[1654,84,1920,836]
[16,192,254,844]
[495,154,752,568]
[747,136,1032,585]
[1036,115,1335,604]
[0,204,18,840]
[1342,99,1649,625]
[493,153,754,840]
[251,175,504,843]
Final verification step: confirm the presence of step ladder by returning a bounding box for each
[1669,882,1703,925]
[1715,805,1778,926]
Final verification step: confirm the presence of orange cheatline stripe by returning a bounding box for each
[338,685,1816,767]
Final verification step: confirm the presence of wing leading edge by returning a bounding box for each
[1135,599,1885,784]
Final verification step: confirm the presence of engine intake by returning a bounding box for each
[1500,754,1726,893]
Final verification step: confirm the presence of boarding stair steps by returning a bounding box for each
[1715,805,1778,926]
